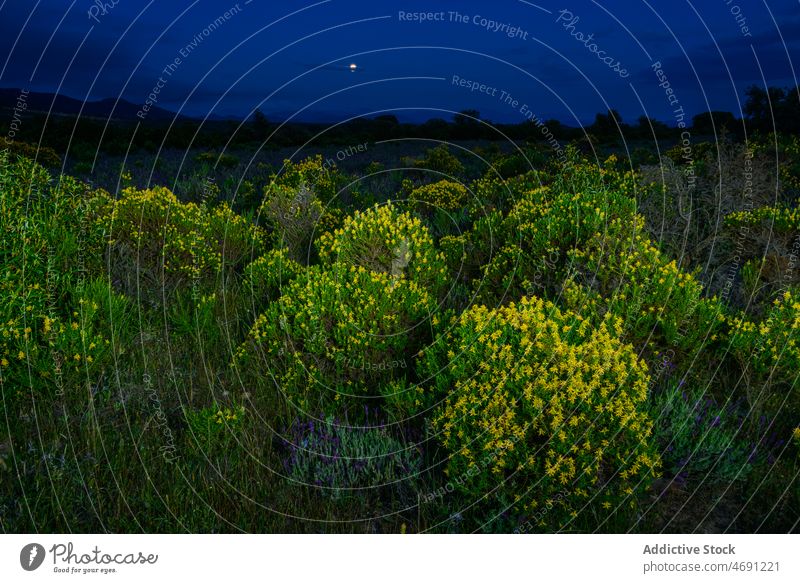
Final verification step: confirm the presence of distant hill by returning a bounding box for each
[0,88,181,121]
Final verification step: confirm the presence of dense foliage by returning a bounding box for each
[1,134,798,533]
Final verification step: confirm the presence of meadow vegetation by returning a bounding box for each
[1,133,798,533]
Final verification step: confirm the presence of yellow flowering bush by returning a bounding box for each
[469,170,543,214]
[0,154,115,397]
[406,144,464,177]
[726,289,800,425]
[242,248,304,311]
[478,180,637,302]
[317,203,447,293]
[725,204,800,235]
[259,182,341,263]
[409,179,469,211]
[236,264,438,416]
[567,215,724,359]
[272,154,349,202]
[416,296,659,530]
[102,185,264,296]
[0,280,120,398]
[206,202,267,271]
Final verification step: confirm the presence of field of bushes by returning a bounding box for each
[1,135,798,532]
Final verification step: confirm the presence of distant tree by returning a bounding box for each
[417,118,451,140]
[374,114,399,124]
[692,111,738,135]
[744,85,800,133]
[636,115,670,137]
[453,109,480,125]
[591,109,623,137]
[252,108,269,139]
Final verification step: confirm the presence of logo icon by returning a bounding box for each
[20,543,46,571]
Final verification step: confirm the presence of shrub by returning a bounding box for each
[409,144,464,177]
[317,203,447,293]
[567,215,725,363]
[726,289,800,431]
[1,141,61,167]
[194,150,239,168]
[477,179,637,303]
[0,154,117,398]
[236,265,438,416]
[469,170,544,215]
[638,141,778,297]
[259,182,325,263]
[102,185,264,298]
[651,383,754,486]
[409,179,469,212]
[241,248,304,315]
[0,281,121,398]
[415,296,660,531]
[206,202,266,272]
[724,205,800,301]
[283,415,421,501]
[272,155,350,203]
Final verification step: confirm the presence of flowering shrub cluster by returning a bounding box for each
[477,180,637,302]
[3,142,798,533]
[415,296,660,530]
[725,204,800,234]
[236,264,437,416]
[0,153,114,397]
[102,185,265,296]
[242,248,303,311]
[317,203,447,292]
[405,144,465,177]
[409,179,470,211]
[270,154,354,207]
[567,215,724,361]
[259,181,342,262]
[0,285,114,397]
[726,289,800,426]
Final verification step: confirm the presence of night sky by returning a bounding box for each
[1,0,798,125]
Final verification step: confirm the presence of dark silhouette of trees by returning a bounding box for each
[744,85,800,133]
[692,111,738,135]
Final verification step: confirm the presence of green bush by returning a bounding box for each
[726,289,800,432]
[241,248,304,312]
[317,203,447,294]
[283,416,421,501]
[651,383,754,486]
[477,178,637,303]
[259,182,335,263]
[194,151,239,168]
[102,185,264,298]
[236,264,438,416]
[408,144,464,177]
[566,215,725,363]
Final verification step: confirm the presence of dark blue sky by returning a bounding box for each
[1,0,798,125]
